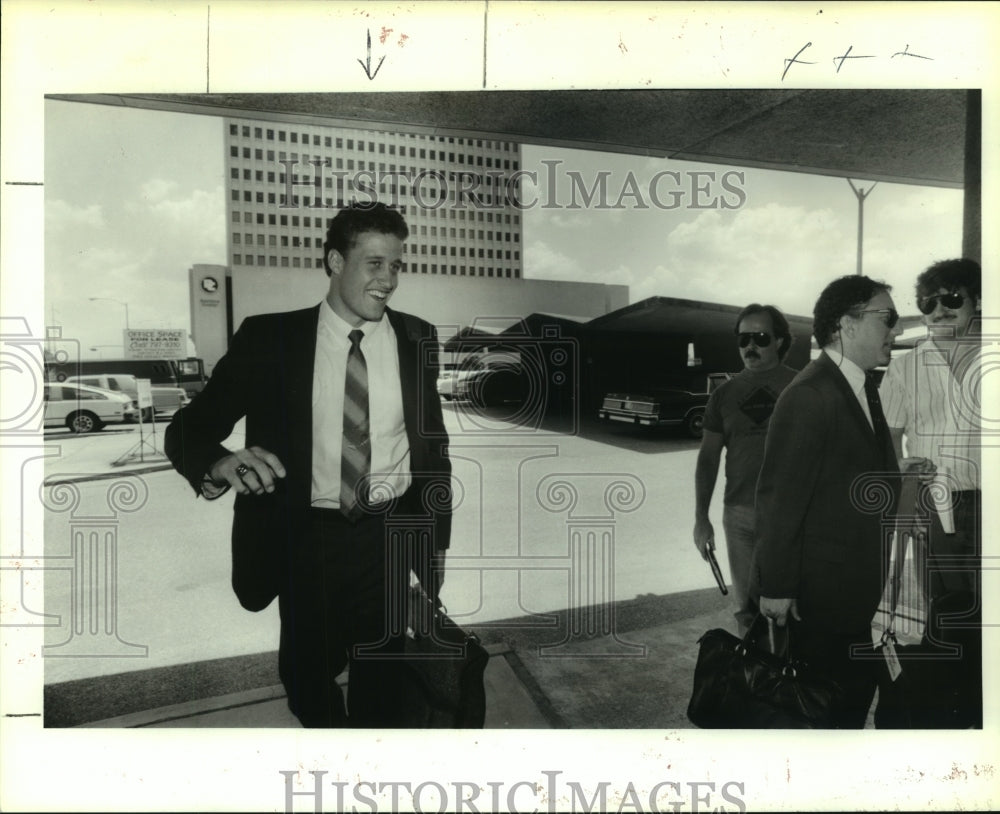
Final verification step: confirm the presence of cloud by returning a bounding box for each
[140,178,179,203]
[45,199,106,231]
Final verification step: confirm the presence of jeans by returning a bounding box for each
[722,503,758,636]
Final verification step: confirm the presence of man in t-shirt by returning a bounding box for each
[693,304,798,634]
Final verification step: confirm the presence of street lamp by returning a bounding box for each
[89,297,130,355]
[89,297,130,329]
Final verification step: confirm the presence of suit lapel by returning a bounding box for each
[816,353,876,441]
[280,305,320,504]
[387,308,420,447]
[815,353,897,470]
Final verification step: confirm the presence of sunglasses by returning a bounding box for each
[855,308,900,329]
[917,291,965,315]
[738,332,772,348]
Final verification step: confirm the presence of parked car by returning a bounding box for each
[456,365,527,408]
[598,387,711,438]
[43,382,137,433]
[65,373,189,421]
[437,368,482,401]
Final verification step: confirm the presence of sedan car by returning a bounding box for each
[43,382,137,433]
[598,388,710,438]
[65,374,189,421]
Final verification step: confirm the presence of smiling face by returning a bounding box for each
[841,291,903,370]
[922,285,980,339]
[325,230,403,327]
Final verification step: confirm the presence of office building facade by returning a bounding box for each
[225,117,524,280]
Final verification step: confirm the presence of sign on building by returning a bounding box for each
[124,329,185,360]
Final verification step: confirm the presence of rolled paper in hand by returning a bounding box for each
[931,472,955,534]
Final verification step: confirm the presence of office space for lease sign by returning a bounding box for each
[124,329,185,360]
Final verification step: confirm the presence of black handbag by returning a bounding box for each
[398,584,489,728]
[687,615,846,728]
[873,529,982,729]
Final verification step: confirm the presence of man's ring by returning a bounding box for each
[235,463,250,478]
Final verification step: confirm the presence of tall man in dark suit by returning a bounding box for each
[751,275,904,728]
[165,203,451,728]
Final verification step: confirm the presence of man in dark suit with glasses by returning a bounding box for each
[750,276,904,728]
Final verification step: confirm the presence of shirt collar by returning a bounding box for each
[823,348,868,396]
[318,297,386,342]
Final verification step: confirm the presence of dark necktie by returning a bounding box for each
[864,372,890,453]
[341,329,370,520]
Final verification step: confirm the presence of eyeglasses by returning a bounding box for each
[917,291,965,315]
[854,308,900,329]
[738,332,772,348]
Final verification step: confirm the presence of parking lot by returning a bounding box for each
[39,399,727,686]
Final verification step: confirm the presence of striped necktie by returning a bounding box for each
[341,329,370,520]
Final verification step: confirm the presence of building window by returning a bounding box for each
[229,124,238,135]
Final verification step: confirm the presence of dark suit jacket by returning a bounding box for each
[165,305,451,611]
[751,353,900,634]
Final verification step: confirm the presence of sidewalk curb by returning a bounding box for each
[44,463,175,486]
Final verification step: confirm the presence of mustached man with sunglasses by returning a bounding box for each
[750,276,904,728]
[694,304,797,635]
[878,258,983,727]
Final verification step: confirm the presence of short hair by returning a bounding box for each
[813,275,892,349]
[916,258,981,302]
[734,303,793,360]
[322,202,409,276]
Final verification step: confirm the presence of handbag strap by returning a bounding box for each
[884,475,931,638]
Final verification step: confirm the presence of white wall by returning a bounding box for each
[230,269,628,342]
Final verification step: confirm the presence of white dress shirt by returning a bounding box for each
[880,337,982,491]
[311,300,412,508]
[823,348,874,429]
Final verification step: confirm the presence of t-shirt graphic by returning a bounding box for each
[739,386,780,426]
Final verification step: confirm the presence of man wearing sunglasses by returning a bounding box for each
[878,258,982,727]
[694,304,797,635]
[751,275,904,728]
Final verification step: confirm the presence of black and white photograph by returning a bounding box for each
[2,2,997,812]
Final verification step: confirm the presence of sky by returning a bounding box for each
[44,98,965,358]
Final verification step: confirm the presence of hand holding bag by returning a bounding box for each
[398,583,489,728]
[687,615,846,728]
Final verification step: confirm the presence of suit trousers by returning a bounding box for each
[279,506,409,728]
[790,620,878,729]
